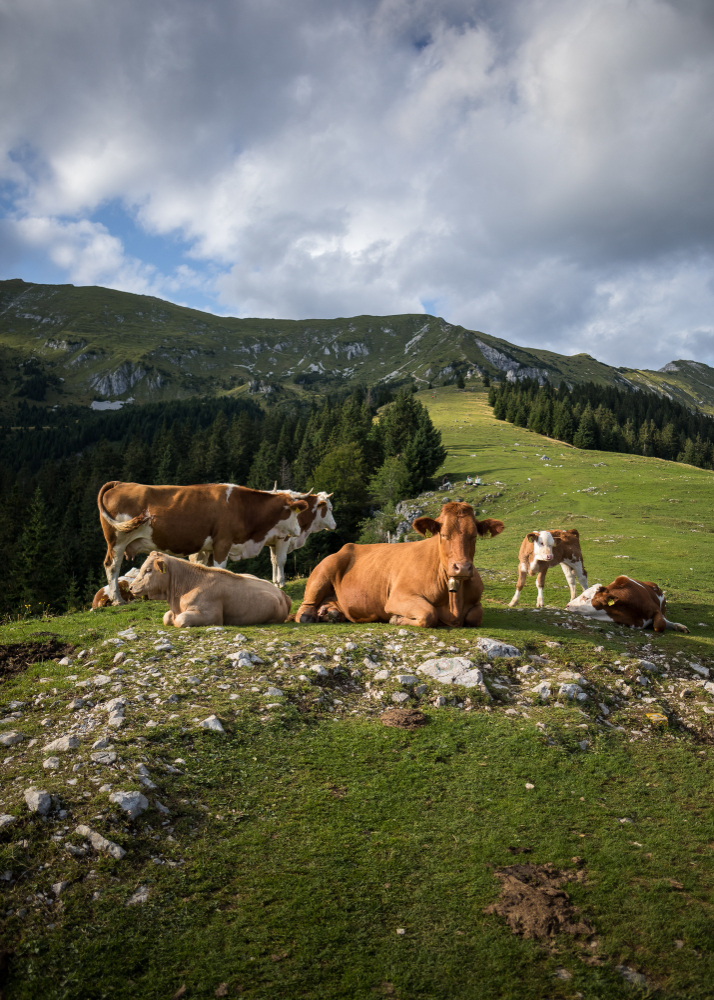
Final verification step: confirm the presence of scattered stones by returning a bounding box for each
[476,638,520,659]
[0,731,24,747]
[43,757,60,770]
[92,737,113,750]
[109,791,149,820]
[91,751,117,765]
[199,715,225,732]
[67,698,85,711]
[617,967,647,987]
[374,669,390,681]
[264,687,283,698]
[43,736,80,753]
[418,658,491,696]
[93,674,112,687]
[75,824,126,860]
[24,788,52,815]
[396,675,419,686]
[531,682,551,701]
[391,692,410,704]
[51,881,69,897]
[0,814,16,830]
[126,885,150,905]
[558,683,586,701]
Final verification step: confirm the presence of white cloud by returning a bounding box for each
[2,0,714,369]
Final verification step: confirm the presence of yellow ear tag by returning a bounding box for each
[607,598,615,606]
[424,530,433,538]
[159,564,165,574]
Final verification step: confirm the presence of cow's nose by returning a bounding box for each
[544,554,553,561]
[450,561,474,577]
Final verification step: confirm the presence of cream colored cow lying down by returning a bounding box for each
[129,551,291,627]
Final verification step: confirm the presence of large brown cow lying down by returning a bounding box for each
[129,552,291,627]
[566,576,689,632]
[295,502,504,628]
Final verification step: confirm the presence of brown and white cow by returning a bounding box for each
[98,481,307,604]
[129,552,291,627]
[268,490,336,587]
[509,529,587,609]
[566,576,689,633]
[92,567,141,608]
[295,502,504,628]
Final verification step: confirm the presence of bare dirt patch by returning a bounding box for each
[380,708,428,730]
[0,637,76,682]
[484,863,594,940]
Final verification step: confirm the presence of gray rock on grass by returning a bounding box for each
[0,814,16,830]
[531,681,551,701]
[199,715,225,732]
[476,637,520,659]
[43,757,60,769]
[418,658,492,697]
[75,824,126,860]
[126,885,150,905]
[43,735,80,753]
[24,789,52,815]
[109,791,149,820]
[0,731,24,748]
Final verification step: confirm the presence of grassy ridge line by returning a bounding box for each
[5,278,714,413]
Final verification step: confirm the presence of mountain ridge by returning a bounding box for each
[2,277,714,414]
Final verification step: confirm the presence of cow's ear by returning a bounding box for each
[478,519,505,537]
[591,588,609,608]
[413,516,441,537]
[288,500,308,512]
[156,558,166,574]
[527,531,539,542]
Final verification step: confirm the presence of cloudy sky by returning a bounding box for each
[2,0,714,369]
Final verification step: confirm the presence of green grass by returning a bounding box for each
[2,386,714,999]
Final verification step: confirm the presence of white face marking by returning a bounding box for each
[315,494,337,531]
[566,584,611,619]
[531,531,554,562]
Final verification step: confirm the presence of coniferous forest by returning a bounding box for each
[488,378,714,469]
[0,388,445,617]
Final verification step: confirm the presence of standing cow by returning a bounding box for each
[267,490,336,587]
[509,528,587,609]
[97,481,307,604]
[295,502,504,628]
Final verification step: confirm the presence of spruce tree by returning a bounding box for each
[573,404,598,450]
[19,487,56,610]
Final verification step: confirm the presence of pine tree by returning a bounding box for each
[19,487,56,610]
[573,404,598,450]
[368,456,412,506]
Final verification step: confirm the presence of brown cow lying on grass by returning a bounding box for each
[295,502,504,628]
[566,576,689,632]
[129,552,291,627]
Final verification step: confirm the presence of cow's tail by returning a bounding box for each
[98,481,152,533]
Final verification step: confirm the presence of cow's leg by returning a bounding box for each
[660,614,689,633]
[296,562,339,623]
[574,560,588,591]
[211,539,231,569]
[270,539,289,587]
[385,596,439,628]
[163,609,176,626]
[463,603,484,627]
[173,602,222,628]
[103,541,126,604]
[560,563,578,601]
[535,566,548,608]
[508,564,528,607]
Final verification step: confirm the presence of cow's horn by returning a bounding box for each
[324,492,334,498]
[272,481,278,492]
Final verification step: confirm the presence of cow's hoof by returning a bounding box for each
[299,613,317,624]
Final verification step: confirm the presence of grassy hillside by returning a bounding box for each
[4,278,714,414]
[2,387,714,999]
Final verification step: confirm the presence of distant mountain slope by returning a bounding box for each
[2,278,713,413]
